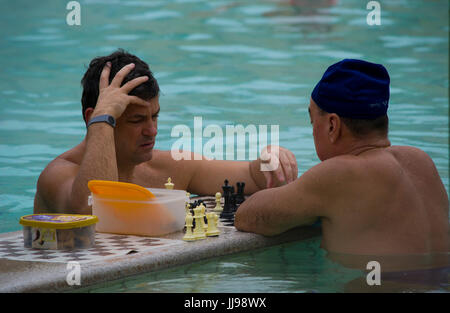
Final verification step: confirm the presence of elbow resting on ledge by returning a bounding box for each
[234,210,284,237]
[234,209,319,237]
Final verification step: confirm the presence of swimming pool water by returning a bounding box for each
[0,0,448,292]
[77,237,449,293]
[78,238,365,293]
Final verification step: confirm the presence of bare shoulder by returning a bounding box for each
[388,145,430,158]
[34,147,82,213]
[39,144,83,182]
[294,153,399,214]
[387,145,444,181]
[300,154,361,185]
[388,145,435,165]
[292,156,361,206]
[388,145,448,203]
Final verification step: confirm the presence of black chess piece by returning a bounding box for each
[221,179,233,218]
[235,182,245,205]
[189,200,199,227]
[230,190,237,212]
[228,196,238,226]
[220,197,234,220]
[221,192,236,226]
[190,200,197,213]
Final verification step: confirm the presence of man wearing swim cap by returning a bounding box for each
[235,59,449,256]
[34,50,298,214]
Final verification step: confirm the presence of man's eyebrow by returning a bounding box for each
[308,108,311,116]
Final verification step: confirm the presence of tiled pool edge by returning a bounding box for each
[0,226,321,293]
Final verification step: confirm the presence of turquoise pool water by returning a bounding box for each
[77,237,448,293]
[79,238,366,293]
[0,0,448,292]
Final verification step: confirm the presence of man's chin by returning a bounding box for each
[133,150,153,164]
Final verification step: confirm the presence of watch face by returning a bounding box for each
[108,116,115,124]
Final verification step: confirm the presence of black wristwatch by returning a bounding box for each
[87,114,116,128]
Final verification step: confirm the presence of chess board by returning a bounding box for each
[0,195,233,264]
[0,232,183,264]
[191,195,222,210]
[189,195,238,227]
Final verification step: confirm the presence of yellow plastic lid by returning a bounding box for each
[88,180,155,200]
[19,214,98,229]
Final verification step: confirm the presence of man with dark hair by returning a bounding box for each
[81,49,160,124]
[34,49,298,214]
[235,59,449,256]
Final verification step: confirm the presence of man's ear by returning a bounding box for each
[328,114,341,143]
[84,108,94,126]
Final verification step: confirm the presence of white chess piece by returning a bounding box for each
[213,192,223,213]
[183,212,195,241]
[199,203,208,231]
[206,212,220,237]
[192,206,206,240]
[165,177,174,190]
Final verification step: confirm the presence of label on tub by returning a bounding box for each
[31,227,57,249]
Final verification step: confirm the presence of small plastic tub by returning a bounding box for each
[19,214,98,250]
[90,188,187,236]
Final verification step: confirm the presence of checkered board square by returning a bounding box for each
[0,232,183,264]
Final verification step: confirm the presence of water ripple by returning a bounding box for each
[244,15,339,25]
[179,45,292,59]
[380,36,447,48]
[0,144,65,157]
[124,10,181,21]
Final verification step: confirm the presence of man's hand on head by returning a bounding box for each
[92,62,150,120]
[260,145,298,188]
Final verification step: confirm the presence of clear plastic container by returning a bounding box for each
[90,188,188,236]
[19,214,98,250]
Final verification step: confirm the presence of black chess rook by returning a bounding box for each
[235,182,245,205]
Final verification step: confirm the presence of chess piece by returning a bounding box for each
[221,179,233,218]
[186,192,190,204]
[206,212,220,237]
[230,189,237,212]
[185,192,190,213]
[185,202,191,214]
[183,212,196,241]
[213,192,223,213]
[199,203,208,231]
[192,206,206,240]
[165,177,174,190]
[183,212,195,241]
[235,182,245,205]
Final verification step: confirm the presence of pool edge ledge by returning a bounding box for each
[0,226,321,293]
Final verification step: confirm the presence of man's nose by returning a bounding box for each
[142,119,157,137]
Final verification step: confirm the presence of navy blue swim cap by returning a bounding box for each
[311,59,390,119]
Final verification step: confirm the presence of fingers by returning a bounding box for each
[262,171,273,189]
[128,95,150,107]
[260,145,284,186]
[110,63,135,88]
[121,75,149,94]
[260,146,299,188]
[288,151,298,180]
[272,156,286,184]
[279,152,293,183]
[281,150,298,183]
[99,62,111,90]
